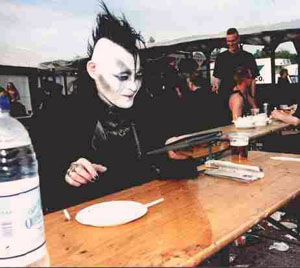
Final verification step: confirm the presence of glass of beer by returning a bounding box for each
[228,133,249,163]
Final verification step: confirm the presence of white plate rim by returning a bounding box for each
[75,200,148,227]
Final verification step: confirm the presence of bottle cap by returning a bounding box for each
[0,95,10,111]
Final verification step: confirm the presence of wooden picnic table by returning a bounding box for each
[173,120,290,159]
[217,120,289,140]
[44,150,300,267]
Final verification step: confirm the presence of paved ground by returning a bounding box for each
[201,203,300,267]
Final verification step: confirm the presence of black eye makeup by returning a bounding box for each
[114,74,129,81]
[114,69,143,82]
[135,71,143,80]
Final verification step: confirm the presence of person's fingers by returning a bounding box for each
[166,135,194,159]
[76,158,98,179]
[74,164,93,182]
[65,161,91,185]
[70,172,89,184]
[271,110,279,117]
[65,158,108,187]
[92,164,108,174]
[65,173,81,187]
[165,136,179,145]
[165,134,189,145]
[168,150,189,160]
[75,158,107,180]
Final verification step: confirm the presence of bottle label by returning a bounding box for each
[0,176,46,266]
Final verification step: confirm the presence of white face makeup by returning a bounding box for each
[87,38,142,109]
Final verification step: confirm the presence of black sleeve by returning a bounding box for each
[151,157,199,179]
[213,54,222,79]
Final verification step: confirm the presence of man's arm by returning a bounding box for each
[250,79,257,99]
[248,79,258,108]
[229,94,243,121]
[212,54,222,93]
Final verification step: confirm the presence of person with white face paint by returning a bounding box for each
[33,2,198,210]
[63,3,146,190]
[87,38,143,110]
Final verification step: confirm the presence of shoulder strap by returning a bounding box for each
[231,90,246,101]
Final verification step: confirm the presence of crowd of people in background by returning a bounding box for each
[31,28,298,134]
[0,82,27,117]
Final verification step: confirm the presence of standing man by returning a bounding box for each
[212,28,259,122]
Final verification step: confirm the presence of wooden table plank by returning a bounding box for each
[173,120,290,159]
[45,151,300,267]
[218,120,289,140]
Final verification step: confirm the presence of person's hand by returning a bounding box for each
[271,109,300,126]
[211,77,220,93]
[211,83,219,93]
[165,136,192,160]
[65,158,107,187]
[270,109,287,122]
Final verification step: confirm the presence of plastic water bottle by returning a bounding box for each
[0,96,50,267]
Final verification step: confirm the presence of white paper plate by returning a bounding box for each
[75,200,148,227]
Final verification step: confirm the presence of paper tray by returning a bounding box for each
[204,160,264,183]
[204,169,262,183]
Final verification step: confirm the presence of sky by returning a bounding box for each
[1,0,300,67]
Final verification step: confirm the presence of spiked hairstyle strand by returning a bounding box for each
[87,1,145,65]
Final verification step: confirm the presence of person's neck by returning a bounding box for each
[97,92,113,107]
[228,47,240,54]
[96,91,133,120]
[235,84,247,94]
[95,92,121,117]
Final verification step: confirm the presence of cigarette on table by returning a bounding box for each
[270,156,300,162]
[63,209,71,221]
[145,198,165,208]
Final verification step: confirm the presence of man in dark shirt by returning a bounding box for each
[179,71,223,134]
[212,28,260,114]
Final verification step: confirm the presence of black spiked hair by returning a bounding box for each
[87,1,145,61]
